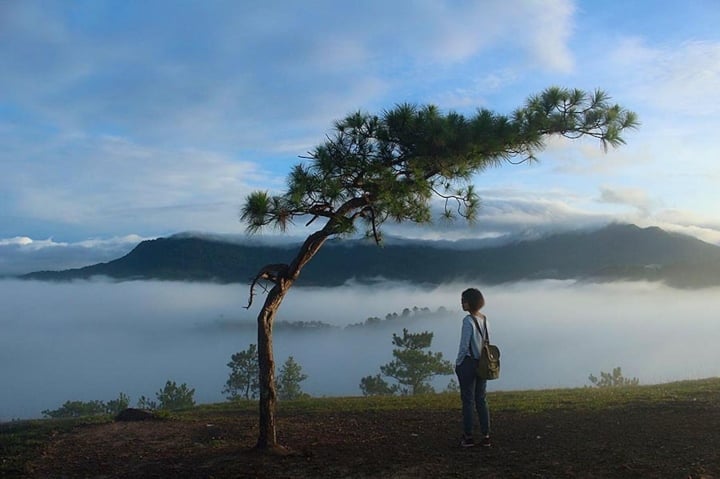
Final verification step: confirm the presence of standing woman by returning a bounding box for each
[455,287,491,448]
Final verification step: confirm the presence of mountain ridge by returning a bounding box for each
[20,223,720,288]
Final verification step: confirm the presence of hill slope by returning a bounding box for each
[8,378,720,478]
[21,224,720,288]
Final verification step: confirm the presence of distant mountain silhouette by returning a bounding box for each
[20,224,720,288]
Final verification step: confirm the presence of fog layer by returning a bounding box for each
[2,279,718,421]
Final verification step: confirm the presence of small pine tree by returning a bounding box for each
[588,367,640,388]
[224,344,260,400]
[359,373,399,396]
[42,400,107,418]
[105,392,131,415]
[362,328,453,396]
[277,356,308,400]
[41,392,131,418]
[136,395,158,410]
[157,380,196,409]
[154,380,196,410]
[445,378,460,393]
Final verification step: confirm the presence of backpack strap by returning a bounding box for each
[470,314,489,343]
[468,314,488,357]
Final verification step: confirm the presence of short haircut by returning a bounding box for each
[462,288,485,311]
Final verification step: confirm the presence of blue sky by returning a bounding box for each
[2,0,720,270]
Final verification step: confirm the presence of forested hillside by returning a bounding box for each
[21,224,720,288]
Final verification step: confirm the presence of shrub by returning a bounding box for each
[588,367,639,388]
[41,392,130,418]
[155,380,196,410]
[136,380,196,410]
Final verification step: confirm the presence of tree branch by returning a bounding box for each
[244,263,289,309]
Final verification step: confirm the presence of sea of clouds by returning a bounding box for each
[2,278,719,421]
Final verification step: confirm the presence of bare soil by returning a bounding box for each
[22,399,720,478]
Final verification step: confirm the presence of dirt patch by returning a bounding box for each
[25,401,720,478]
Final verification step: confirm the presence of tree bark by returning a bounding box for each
[254,230,330,449]
[255,282,285,449]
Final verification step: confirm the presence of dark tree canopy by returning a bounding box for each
[242,87,638,244]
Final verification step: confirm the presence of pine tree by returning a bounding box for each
[277,356,308,400]
[154,380,196,410]
[374,328,453,395]
[588,367,640,387]
[224,344,260,400]
[359,373,398,396]
[241,87,638,448]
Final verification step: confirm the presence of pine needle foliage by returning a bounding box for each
[241,87,638,243]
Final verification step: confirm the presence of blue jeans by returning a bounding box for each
[455,356,490,437]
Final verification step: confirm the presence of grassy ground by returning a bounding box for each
[3,378,720,478]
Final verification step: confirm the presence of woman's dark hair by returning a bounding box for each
[462,288,485,311]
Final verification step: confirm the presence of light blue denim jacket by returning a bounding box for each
[455,314,488,366]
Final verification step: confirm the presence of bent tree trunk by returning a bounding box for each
[255,283,286,449]
[253,231,330,449]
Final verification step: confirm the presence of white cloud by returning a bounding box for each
[3,278,720,419]
[382,188,615,241]
[0,1,578,148]
[0,234,145,251]
[401,0,575,71]
[517,0,576,72]
[2,134,272,235]
[0,237,34,246]
[382,184,720,247]
[0,234,149,275]
[651,210,720,245]
[597,186,654,215]
[610,38,720,116]
[430,69,522,109]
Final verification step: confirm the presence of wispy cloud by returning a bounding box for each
[0,235,146,275]
[597,186,655,216]
[610,38,720,117]
[1,1,578,147]
[1,134,273,236]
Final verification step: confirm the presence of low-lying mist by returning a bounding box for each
[2,278,719,421]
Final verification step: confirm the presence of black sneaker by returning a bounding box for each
[480,435,491,447]
[460,436,475,448]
